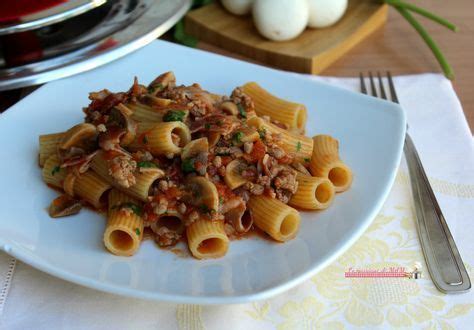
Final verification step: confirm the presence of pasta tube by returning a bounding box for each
[248,195,300,242]
[91,151,164,202]
[309,135,353,192]
[128,103,163,122]
[139,121,191,156]
[38,132,64,167]
[104,189,144,256]
[247,117,313,163]
[186,219,229,259]
[289,173,335,210]
[42,154,66,188]
[42,154,112,208]
[73,171,112,209]
[242,82,307,130]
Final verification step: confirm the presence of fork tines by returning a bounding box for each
[360,71,399,104]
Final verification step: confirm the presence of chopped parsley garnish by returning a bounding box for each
[296,141,302,152]
[113,202,142,216]
[135,228,141,236]
[148,83,163,94]
[199,204,216,215]
[163,110,186,122]
[181,158,195,173]
[204,123,211,130]
[142,135,149,144]
[258,128,266,140]
[219,197,224,205]
[237,104,247,118]
[232,131,244,145]
[137,161,158,168]
[304,157,310,163]
[51,166,61,176]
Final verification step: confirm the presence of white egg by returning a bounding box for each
[221,0,254,15]
[307,0,348,28]
[253,0,309,41]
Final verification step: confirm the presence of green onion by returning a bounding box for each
[181,158,195,173]
[135,228,141,236]
[51,166,61,176]
[163,110,186,122]
[237,104,247,118]
[385,0,457,31]
[148,83,163,94]
[296,141,302,152]
[137,161,158,168]
[232,131,244,145]
[395,6,454,79]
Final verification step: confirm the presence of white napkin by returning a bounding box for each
[1,73,473,329]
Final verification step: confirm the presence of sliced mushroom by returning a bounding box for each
[185,176,219,212]
[148,71,176,94]
[291,161,311,175]
[98,126,126,151]
[181,137,209,160]
[49,194,82,218]
[63,172,77,196]
[59,123,97,150]
[107,106,137,146]
[224,159,249,189]
[225,203,253,233]
[220,101,239,115]
[207,132,221,147]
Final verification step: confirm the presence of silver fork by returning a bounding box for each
[360,72,471,293]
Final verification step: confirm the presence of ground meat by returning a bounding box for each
[229,146,243,158]
[185,210,199,226]
[158,180,169,192]
[153,197,168,215]
[275,189,292,204]
[97,124,106,132]
[273,169,298,193]
[133,150,153,162]
[231,87,255,113]
[171,133,180,147]
[213,155,222,167]
[108,156,137,188]
[177,203,187,215]
[243,142,253,154]
[249,183,264,195]
[154,227,181,247]
[269,146,285,159]
[217,166,226,177]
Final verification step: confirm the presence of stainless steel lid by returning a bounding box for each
[0,0,191,91]
[0,0,107,35]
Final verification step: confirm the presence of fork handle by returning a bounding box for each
[404,134,471,293]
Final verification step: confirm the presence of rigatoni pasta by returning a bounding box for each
[38,71,352,259]
[289,173,335,210]
[104,189,144,256]
[187,218,229,259]
[242,82,307,131]
[248,195,300,242]
[309,135,353,192]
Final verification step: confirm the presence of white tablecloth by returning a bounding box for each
[1,73,473,329]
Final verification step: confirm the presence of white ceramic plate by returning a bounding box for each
[0,40,405,304]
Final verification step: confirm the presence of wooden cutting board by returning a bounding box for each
[185,0,388,74]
